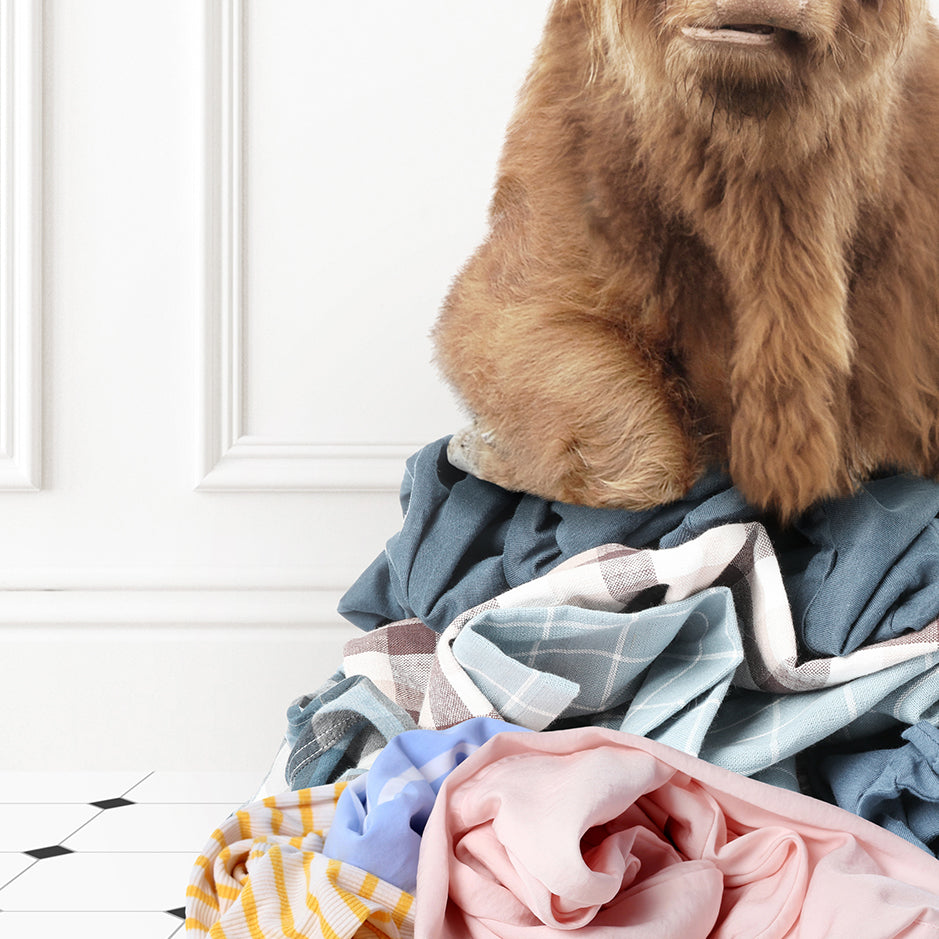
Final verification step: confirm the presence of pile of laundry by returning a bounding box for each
[186,437,939,937]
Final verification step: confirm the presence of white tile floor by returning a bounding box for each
[0,770,262,939]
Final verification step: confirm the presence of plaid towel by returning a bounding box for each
[185,784,414,938]
[287,523,939,790]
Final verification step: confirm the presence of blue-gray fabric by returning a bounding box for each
[815,721,939,856]
[337,440,741,635]
[785,478,939,655]
[338,438,939,656]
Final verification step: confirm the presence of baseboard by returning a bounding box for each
[0,619,357,772]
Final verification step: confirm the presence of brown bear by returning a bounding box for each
[433,0,939,520]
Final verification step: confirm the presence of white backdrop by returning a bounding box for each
[0,0,551,772]
[1,0,936,773]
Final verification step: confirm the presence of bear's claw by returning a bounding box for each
[447,424,498,477]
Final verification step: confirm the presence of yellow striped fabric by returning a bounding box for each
[185,783,415,938]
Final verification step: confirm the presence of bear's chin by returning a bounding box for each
[662,31,805,123]
[688,72,799,122]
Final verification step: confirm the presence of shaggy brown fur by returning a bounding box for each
[433,0,939,520]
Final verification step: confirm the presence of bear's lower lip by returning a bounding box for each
[681,24,781,46]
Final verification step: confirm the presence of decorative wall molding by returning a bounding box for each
[0,590,348,627]
[0,564,358,626]
[198,0,420,492]
[0,0,42,491]
[198,437,420,491]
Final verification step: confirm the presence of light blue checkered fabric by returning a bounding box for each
[453,588,742,758]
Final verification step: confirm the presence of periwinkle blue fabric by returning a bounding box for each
[322,717,528,892]
[817,721,939,856]
[337,438,939,659]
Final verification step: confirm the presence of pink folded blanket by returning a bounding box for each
[415,727,939,938]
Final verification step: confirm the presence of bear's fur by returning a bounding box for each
[433,0,939,520]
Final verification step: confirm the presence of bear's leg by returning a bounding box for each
[726,281,855,520]
[703,173,858,520]
[437,310,701,509]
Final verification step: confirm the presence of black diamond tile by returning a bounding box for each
[25,845,74,860]
[166,907,186,919]
[90,797,135,810]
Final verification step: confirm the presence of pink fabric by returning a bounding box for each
[414,728,939,938]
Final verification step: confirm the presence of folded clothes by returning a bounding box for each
[814,721,939,856]
[185,784,415,938]
[339,438,939,656]
[323,718,527,892]
[287,523,939,790]
[415,727,939,938]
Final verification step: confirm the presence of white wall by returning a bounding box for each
[0,0,551,773]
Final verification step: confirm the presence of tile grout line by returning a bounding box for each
[0,769,198,907]
[54,770,160,847]
[0,857,39,893]
[0,771,241,924]
[58,808,106,847]
[0,850,206,855]
[121,771,155,798]
[0,800,245,805]
[0,908,187,912]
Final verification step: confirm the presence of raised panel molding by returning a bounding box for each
[0,565,359,627]
[0,0,41,491]
[198,0,419,492]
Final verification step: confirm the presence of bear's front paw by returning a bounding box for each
[447,417,700,510]
[447,423,499,477]
[447,423,533,494]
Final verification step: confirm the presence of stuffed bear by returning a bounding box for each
[433,0,939,520]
